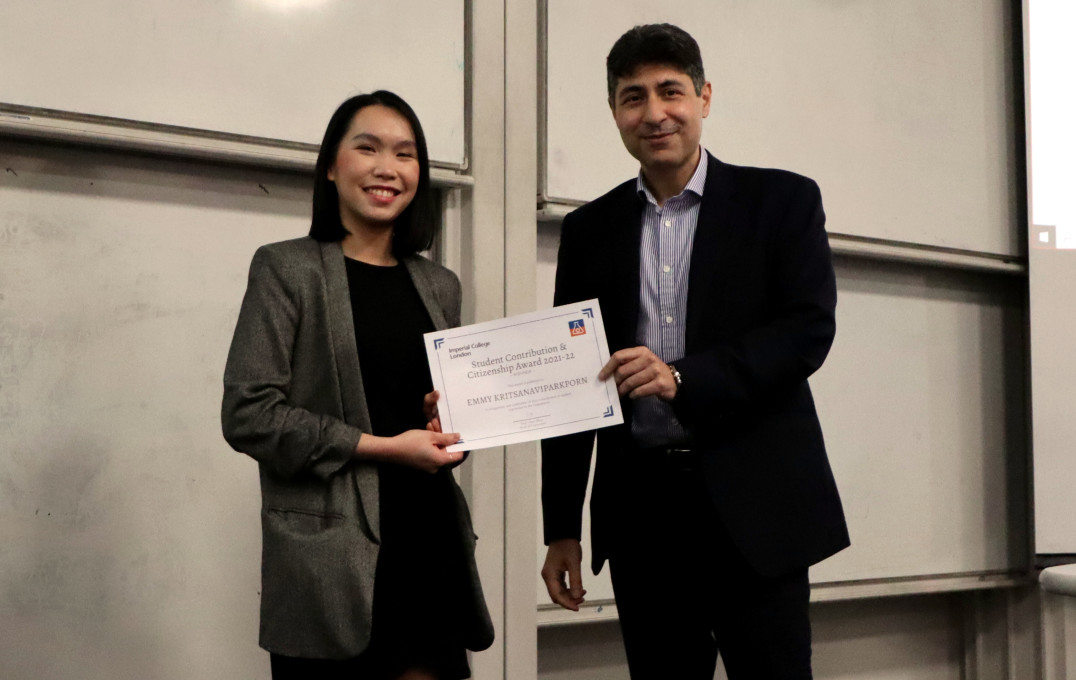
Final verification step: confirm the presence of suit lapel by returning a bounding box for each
[319,240,380,544]
[609,185,644,350]
[685,153,736,350]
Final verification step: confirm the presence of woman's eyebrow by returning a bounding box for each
[348,132,415,149]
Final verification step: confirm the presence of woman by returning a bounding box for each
[222,91,494,680]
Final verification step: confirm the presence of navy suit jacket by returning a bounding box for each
[542,153,850,578]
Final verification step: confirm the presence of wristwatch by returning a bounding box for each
[667,363,682,398]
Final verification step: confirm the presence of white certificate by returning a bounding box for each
[424,299,624,452]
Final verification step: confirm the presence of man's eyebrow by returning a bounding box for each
[617,84,645,97]
[657,79,687,90]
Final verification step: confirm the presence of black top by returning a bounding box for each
[346,257,436,436]
[344,257,471,677]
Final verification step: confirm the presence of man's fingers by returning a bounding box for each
[567,557,584,598]
[599,347,648,380]
[544,573,583,611]
[617,360,662,395]
[541,568,572,609]
[598,355,622,381]
[542,541,586,611]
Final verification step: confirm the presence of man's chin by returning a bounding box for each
[640,154,688,172]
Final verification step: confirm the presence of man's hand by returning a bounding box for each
[542,538,587,611]
[599,346,678,400]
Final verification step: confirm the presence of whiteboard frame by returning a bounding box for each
[537,572,1032,627]
[538,201,1028,274]
[0,105,474,188]
[0,0,470,171]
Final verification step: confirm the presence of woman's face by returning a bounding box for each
[328,105,420,234]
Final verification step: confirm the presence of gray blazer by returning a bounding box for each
[222,237,494,659]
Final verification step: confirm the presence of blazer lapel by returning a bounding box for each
[319,240,380,544]
[685,153,737,350]
[403,257,450,331]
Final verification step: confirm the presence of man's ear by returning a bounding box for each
[701,82,713,118]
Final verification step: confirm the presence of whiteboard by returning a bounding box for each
[1024,0,1076,556]
[535,224,1028,606]
[0,139,309,679]
[0,0,466,165]
[543,0,1018,255]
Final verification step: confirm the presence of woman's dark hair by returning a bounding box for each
[606,24,706,102]
[309,90,437,257]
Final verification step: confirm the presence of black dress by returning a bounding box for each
[346,257,472,679]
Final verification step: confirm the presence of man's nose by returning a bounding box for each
[641,96,665,125]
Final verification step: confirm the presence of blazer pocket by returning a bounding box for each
[267,507,345,535]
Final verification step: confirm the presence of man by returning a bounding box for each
[540,24,849,680]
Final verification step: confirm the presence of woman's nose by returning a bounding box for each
[372,157,398,178]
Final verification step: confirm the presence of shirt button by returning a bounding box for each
[664,220,672,228]
[665,315,674,324]
[663,265,672,273]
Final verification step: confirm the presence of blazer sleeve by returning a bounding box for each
[221,246,363,481]
[673,176,837,426]
[540,209,599,544]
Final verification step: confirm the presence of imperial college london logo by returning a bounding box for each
[569,319,586,336]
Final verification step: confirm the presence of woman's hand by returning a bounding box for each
[423,389,443,433]
[355,428,461,474]
[392,429,462,473]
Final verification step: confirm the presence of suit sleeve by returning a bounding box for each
[673,177,837,426]
[221,246,362,481]
[541,211,599,544]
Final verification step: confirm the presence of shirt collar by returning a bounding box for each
[636,147,709,206]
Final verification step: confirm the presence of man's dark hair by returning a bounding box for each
[606,24,706,102]
[309,90,437,257]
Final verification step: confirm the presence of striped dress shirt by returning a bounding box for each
[631,150,708,448]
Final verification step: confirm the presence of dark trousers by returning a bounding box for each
[607,454,813,680]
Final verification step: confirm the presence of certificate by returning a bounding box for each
[424,299,624,452]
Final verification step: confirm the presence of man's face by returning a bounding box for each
[610,64,711,177]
